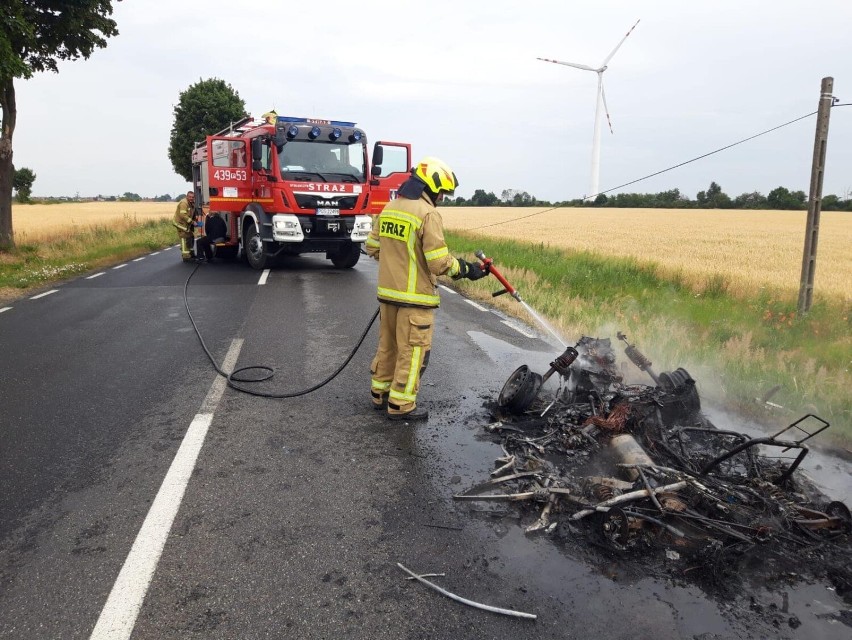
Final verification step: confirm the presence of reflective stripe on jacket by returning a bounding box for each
[366,193,460,308]
[172,198,194,232]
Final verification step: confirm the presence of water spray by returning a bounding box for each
[475,250,568,348]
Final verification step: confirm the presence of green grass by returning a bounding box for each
[0,219,176,292]
[446,231,852,447]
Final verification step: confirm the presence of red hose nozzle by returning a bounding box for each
[475,250,521,301]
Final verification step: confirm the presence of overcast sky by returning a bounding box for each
[13,0,852,202]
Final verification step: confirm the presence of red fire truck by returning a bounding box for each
[190,115,411,269]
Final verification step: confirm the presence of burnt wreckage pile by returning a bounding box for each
[456,333,851,595]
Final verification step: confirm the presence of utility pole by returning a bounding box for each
[797,77,834,315]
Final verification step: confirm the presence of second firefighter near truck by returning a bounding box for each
[172,191,196,261]
[366,157,487,421]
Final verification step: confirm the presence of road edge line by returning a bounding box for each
[89,338,244,639]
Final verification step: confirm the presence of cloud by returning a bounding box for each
[10,0,852,201]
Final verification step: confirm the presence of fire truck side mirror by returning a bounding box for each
[251,138,263,171]
[371,165,382,178]
[372,144,384,166]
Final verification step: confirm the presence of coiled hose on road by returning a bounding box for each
[183,263,379,398]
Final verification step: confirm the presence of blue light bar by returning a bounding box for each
[276,116,357,127]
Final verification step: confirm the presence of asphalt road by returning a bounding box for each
[0,247,848,639]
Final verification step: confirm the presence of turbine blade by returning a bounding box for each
[600,81,614,134]
[536,57,597,73]
[600,19,640,68]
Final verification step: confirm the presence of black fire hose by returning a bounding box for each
[183,264,379,398]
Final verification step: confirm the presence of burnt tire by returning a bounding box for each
[244,223,269,270]
[330,242,361,269]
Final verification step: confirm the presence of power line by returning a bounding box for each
[593,110,817,197]
[466,107,836,232]
[469,205,562,231]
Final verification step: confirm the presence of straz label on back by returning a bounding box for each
[379,218,411,242]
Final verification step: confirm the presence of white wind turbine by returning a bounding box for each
[538,19,640,200]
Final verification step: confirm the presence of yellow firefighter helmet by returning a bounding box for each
[413,156,459,197]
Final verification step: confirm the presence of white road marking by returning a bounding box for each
[89,339,244,640]
[258,269,270,285]
[438,284,458,295]
[30,290,58,300]
[464,299,488,312]
[112,264,127,270]
[132,257,145,262]
[501,319,537,339]
[150,251,161,256]
[86,272,106,280]
[164,246,174,251]
[0,307,11,314]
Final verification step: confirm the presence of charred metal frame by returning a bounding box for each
[698,414,830,485]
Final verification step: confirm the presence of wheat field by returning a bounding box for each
[11,203,851,301]
[440,207,852,301]
[12,201,174,243]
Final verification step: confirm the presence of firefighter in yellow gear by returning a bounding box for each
[173,191,197,261]
[366,157,488,421]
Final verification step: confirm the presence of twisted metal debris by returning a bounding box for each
[455,334,851,596]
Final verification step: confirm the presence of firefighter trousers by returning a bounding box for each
[177,230,194,260]
[370,303,435,415]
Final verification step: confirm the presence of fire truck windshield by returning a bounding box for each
[279,141,366,183]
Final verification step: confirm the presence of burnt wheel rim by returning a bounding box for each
[498,365,542,413]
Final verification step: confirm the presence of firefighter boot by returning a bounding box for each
[371,391,388,410]
[180,237,193,262]
[387,404,429,422]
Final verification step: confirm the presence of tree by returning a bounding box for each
[501,188,517,203]
[767,186,806,210]
[168,78,247,182]
[696,181,732,209]
[0,1,120,249]
[469,189,499,206]
[652,188,686,208]
[12,166,35,202]
[821,194,841,211]
[733,191,767,209]
[120,192,141,201]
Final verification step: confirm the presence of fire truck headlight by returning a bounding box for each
[272,215,305,241]
[309,126,321,139]
[350,216,372,242]
[330,128,341,140]
[287,125,299,138]
[349,131,362,142]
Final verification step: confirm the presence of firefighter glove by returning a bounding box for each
[453,258,488,281]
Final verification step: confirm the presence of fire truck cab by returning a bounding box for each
[190,115,411,269]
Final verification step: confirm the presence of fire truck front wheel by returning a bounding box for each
[243,223,269,270]
[329,242,361,269]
